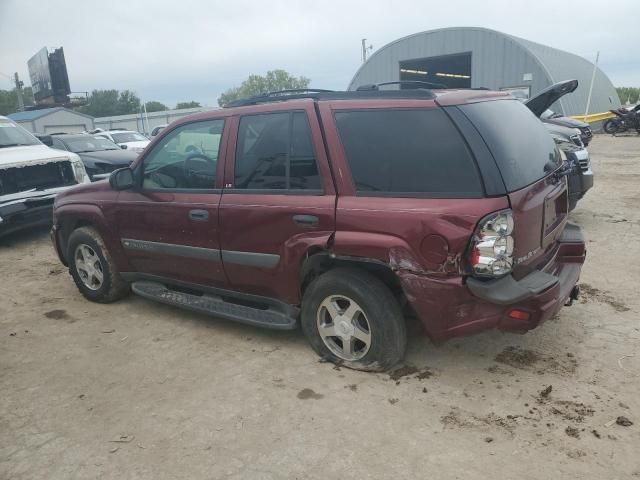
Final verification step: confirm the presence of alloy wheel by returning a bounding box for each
[74,244,104,291]
[316,295,372,361]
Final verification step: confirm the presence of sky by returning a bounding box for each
[1,0,639,108]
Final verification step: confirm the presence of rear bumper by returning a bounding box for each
[400,223,586,341]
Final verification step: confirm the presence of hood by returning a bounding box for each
[76,149,138,167]
[544,123,580,140]
[525,79,578,117]
[54,175,113,207]
[0,144,74,169]
[542,116,589,129]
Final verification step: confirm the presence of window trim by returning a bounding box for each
[230,110,325,195]
[136,118,226,192]
[332,107,485,199]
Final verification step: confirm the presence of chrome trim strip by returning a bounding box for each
[221,250,280,268]
[121,239,280,268]
[121,239,221,261]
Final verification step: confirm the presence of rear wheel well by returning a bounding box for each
[300,252,406,307]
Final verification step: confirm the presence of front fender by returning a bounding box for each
[54,203,129,270]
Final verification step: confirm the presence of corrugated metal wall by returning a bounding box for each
[349,27,620,116]
[94,107,218,133]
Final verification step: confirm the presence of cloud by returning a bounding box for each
[1,0,638,106]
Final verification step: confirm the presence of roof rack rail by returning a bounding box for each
[224,89,335,108]
[356,80,449,91]
[223,88,437,108]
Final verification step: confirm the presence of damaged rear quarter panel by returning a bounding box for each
[332,196,510,338]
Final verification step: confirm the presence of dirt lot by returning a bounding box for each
[1,135,639,479]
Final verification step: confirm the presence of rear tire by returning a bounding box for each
[67,227,130,303]
[301,268,407,372]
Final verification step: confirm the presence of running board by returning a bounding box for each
[131,281,297,330]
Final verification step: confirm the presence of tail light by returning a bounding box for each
[469,209,514,277]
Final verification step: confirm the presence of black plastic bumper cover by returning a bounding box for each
[466,223,584,305]
[467,270,558,305]
[0,201,54,238]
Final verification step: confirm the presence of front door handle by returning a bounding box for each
[292,214,319,227]
[189,209,209,222]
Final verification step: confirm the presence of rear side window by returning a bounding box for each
[458,99,560,191]
[234,111,321,191]
[334,109,483,197]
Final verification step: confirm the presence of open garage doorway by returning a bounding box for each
[399,52,471,89]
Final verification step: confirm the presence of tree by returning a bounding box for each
[175,101,201,109]
[616,87,640,105]
[145,101,168,112]
[77,89,142,117]
[0,87,34,115]
[217,70,311,107]
[117,90,141,115]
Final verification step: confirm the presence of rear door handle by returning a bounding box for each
[189,209,209,221]
[292,214,319,227]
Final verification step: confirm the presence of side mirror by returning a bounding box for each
[39,135,53,146]
[121,144,128,149]
[109,167,134,190]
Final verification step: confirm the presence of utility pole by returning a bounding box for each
[361,39,373,63]
[14,72,25,111]
[584,51,600,117]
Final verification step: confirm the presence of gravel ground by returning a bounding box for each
[1,135,639,479]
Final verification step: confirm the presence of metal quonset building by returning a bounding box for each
[349,27,620,116]
[7,107,94,134]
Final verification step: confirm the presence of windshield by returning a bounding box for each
[541,109,563,120]
[111,132,147,143]
[541,109,554,119]
[0,119,41,148]
[62,136,121,153]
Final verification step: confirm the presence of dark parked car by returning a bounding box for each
[525,79,592,146]
[51,88,585,371]
[47,134,138,181]
[544,124,593,211]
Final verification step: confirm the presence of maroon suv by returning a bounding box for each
[51,88,585,371]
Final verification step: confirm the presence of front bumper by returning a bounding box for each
[400,223,586,341]
[0,198,55,238]
[0,186,77,238]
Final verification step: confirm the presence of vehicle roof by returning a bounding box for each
[172,89,513,127]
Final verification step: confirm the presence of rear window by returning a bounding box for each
[334,109,483,197]
[458,99,560,191]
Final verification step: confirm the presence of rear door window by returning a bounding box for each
[458,99,560,191]
[234,111,321,191]
[333,109,483,197]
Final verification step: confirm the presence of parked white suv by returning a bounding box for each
[0,116,89,237]
[93,129,150,153]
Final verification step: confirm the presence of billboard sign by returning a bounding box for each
[28,47,53,102]
[27,47,71,105]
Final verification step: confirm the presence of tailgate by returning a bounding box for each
[508,174,568,278]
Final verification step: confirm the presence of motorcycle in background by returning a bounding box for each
[604,105,640,134]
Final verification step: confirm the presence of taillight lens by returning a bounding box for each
[469,209,514,277]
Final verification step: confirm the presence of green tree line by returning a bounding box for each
[616,87,640,105]
[0,87,200,117]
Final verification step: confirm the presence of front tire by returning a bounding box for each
[603,119,620,134]
[301,268,407,371]
[67,227,130,303]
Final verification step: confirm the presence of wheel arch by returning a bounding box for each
[55,205,121,266]
[300,251,406,306]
